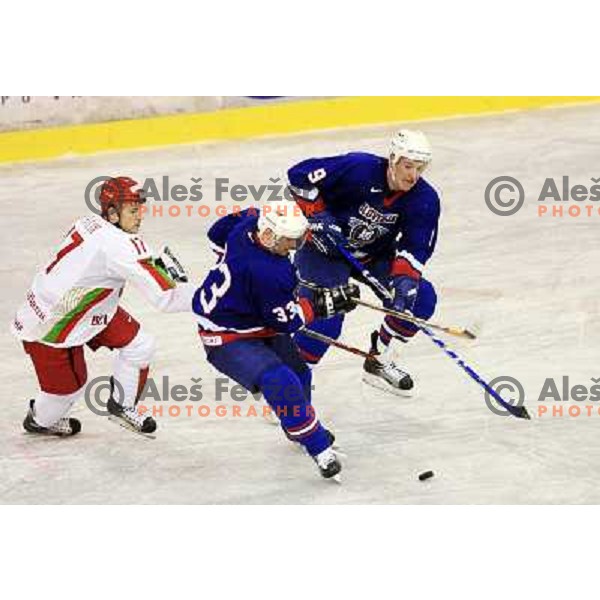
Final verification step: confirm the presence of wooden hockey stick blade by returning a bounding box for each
[353,298,476,340]
[298,279,476,340]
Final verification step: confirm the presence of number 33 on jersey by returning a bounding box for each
[193,215,313,344]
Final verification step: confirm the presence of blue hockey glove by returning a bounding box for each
[389,276,419,313]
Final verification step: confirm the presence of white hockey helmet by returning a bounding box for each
[389,129,433,165]
[258,199,308,240]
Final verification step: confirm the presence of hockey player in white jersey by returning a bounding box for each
[11,176,195,436]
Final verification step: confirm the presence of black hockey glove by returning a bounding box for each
[313,283,360,319]
[155,246,189,283]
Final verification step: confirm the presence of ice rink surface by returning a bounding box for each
[2,104,600,504]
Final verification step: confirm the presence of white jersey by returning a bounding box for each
[11,214,195,348]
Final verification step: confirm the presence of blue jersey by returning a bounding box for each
[288,152,440,275]
[206,209,258,256]
[194,213,312,344]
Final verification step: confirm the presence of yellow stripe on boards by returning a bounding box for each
[1,96,599,164]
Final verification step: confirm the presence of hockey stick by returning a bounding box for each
[335,245,530,420]
[301,328,380,362]
[353,298,476,340]
[299,277,474,340]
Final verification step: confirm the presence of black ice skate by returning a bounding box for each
[312,446,342,481]
[362,331,414,397]
[23,399,81,437]
[107,396,157,438]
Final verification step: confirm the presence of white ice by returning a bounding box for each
[2,104,600,504]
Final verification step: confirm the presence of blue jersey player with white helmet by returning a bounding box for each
[194,199,359,479]
[287,130,440,396]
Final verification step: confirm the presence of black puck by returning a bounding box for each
[418,470,434,481]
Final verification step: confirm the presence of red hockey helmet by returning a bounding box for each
[99,177,146,218]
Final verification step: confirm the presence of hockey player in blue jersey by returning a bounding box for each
[287,130,440,396]
[194,200,359,479]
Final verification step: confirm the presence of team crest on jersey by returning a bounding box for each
[346,203,398,248]
[347,217,388,248]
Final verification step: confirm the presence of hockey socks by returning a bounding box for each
[259,364,330,456]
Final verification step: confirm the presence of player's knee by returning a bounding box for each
[414,280,437,321]
[119,329,156,367]
[259,364,305,406]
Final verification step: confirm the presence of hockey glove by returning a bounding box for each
[308,213,347,257]
[155,246,189,283]
[389,276,419,313]
[313,283,360,319]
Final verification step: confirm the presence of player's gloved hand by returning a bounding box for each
[308,214,347,257]
[155,246,189,283]
[313,283,360,319]
[389,276,419,313]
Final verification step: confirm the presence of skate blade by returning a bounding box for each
[332,474,342,484]
[362,373,414,398]
[23,430,75,439]
[108,415,156,439]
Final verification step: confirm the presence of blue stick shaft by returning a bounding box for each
[336,245,529,419]
[419,326,527,418]
[337,245,393,301]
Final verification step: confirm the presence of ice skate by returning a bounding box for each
[362,331,414,397]
[23,399,81,437]
[290,427,345,457]
[107,396,157,438]
[312,446,342,481]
